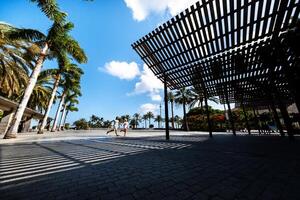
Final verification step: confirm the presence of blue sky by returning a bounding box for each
[0,0,223,124]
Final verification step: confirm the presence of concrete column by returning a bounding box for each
[0,112,14,135]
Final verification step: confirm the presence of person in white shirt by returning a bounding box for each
[120,118,129,136]
[106,117,119,136]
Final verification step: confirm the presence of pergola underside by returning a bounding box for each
[133,0,300,105]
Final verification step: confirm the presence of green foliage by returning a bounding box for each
[64,123,70,130]
[130,119,139,128]
[73,118,89,130]
[30,0,67,22]
[187,107,226,131]
[88,115,103,128]
[102,120,111,128]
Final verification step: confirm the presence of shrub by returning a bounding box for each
[73,118,89,130]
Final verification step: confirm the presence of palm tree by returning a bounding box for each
[174,115,182,129]
[189,87,220,109]
[189,88,204,109]
[145,112,154,128]
[38,62,82,134]
[154,115,162,128]
[142,114,148,128]
[62,103,79,129]
[174,87,193,131]
[23,69,53,113]
[59,91,80,130]
[124,115,131,122]
[0,26,40,98]
[88,115,103,128]
[51,66,83,132]
[167,91,175,129]
[120,115,131,123]
[133,113,141,128]
[4,1,87,139]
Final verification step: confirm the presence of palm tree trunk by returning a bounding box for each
[62,110,69,128]
[38,74,60,134]
[58,103,67,131]
[171,101,175,129]
[183,101,189,131]
[4,43,49,139]
[51,91,66,132]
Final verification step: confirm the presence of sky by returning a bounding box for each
[0,0,224,124]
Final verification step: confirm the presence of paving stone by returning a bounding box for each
[0,134,299,200]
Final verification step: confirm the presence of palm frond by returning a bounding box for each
[30,0,67,22]
[4,25,46,42]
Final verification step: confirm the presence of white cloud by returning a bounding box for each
[139,103,159,114]
[128,64,163,101]
[124,0,199,21]
[101,61,140,80]
[151,94,162,101]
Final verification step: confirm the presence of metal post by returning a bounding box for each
[225,92,236,136]
[204,91,212,137]
[164,77,170,140]
[269,102,284,137]
[278,101,294,140]
[253,107,262,134]
[159,103,162,128]
[241,102,251,135]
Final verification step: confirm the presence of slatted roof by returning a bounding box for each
[132,0,300,105]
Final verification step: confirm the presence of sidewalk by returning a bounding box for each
[0,132,299,200]
[0,129,215,144]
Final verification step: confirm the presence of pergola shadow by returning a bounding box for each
[0,135,299,199]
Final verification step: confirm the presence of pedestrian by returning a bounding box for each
[106,117,119,136]
[120,118,129,136]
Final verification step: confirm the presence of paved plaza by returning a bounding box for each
[0,130,300,200]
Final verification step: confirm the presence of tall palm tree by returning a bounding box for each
[23,69,53,112]
[38,61,81,134]
[174,87,193,131]
[145,111,154,127]
[154,115,162,128]
[51,66,83,132]
[0,23,42,99]
[133,113,141,128]
[142,114,148,128]
[167,91,175,129]
[58,91,80,130]
[62,102,79,129]
[189,87,220,109]
[4,1,87,139]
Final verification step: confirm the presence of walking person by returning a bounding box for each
[106,117,119,136]
[120,118,129,136]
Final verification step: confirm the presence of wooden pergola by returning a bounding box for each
[132,0,300,139]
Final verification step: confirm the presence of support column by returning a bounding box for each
[225,92,236,136]
[241,102,251,135]
[21,118,32,133]
[269,102,284,137]
[164,77,170,140]
[278,101,294,140]
[0,111,14,135]
[204,92,212,137]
